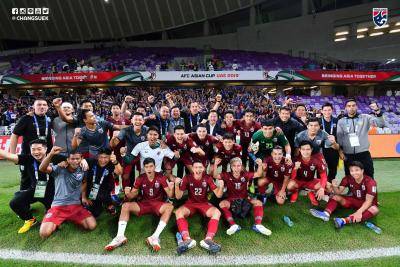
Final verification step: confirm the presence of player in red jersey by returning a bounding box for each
[164,125,205,181]
[220,110,237,135]
[104,158,174,252]
[258,146,293,205]
[235,109,261,171]
[174,161,224,254]
[287,140,328,206]
[310,161,379,229]
[210,132,242,173]
[213,157,272,236]
[188,124,219,168]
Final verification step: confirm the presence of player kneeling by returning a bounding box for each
[258,146,292,205]
[174,161,224,255]
[213,157,271,236]
[310,161,379,229]
[287,141,328,206]
[105,158,174,252]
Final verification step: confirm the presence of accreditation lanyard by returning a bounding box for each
[33,161,49,182]
[346,117,359,133]
[189,114,199,128]
[92,165,108,186]
[322,118,334,135]
[33,115,48,139]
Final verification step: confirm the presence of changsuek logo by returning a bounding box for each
[372,8,388,27]
[11,7,49,21]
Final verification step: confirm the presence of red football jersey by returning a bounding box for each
[134,173,168,201]
[180,174,217,203]
[220,171,253,199]
[292,155,326,181]
[189,133,218,161]
[214,142,242,163]
[340,175,378,205]
[107,116,131,138]
[264,157,293,183]
[166,134,196,157]
[234,120,261,146]
[222,122,237,135]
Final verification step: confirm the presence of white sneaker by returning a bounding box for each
[104,236,127,251]
[226,224,241,235]
[252,224,272,236]
[146,236,161,252]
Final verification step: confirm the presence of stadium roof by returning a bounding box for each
[0,0,256,41]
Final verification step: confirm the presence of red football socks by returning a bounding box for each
[221,207,235,226]
[253,205,264,224]
[205,219,220,240]
[325,199,338,214]
[176,218,190,240]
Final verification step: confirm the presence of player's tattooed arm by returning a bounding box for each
[124,187,138,200]
[212,158,222,179]
[254,158,263,178]
[164,180,175,198]
[213,179,224,198]
[174,178,184,200]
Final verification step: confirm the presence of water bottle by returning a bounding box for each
[283,216,294,227]
[176,232,183,245]
[365,221,382,234]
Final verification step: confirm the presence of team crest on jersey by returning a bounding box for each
[76,173,83,180]
[45,212,52,218]
[316,140,322,145]
[205,141,209,146]
[240,177,246,182]
[190,183,193,187]
[143,184,146,187]
[281,166,285,172]
[202,181,207,187]
[141,136,145,141]
[98,128,104,134]
[250,127,254,132]
[310,165,315,171]
[20,165,25,171]
[273,138,277,142]
[372,8,388,27]
[155,182,160,188]
[361,184,365,190]
[157,151,161,155]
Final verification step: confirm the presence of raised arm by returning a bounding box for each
[52,98,74,124]
[39,146,63,174]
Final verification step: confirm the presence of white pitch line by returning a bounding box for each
[0,247,399,266]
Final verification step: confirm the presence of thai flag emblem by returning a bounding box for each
[372,8,388,27]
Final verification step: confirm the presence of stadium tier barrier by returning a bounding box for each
[0,134,399,159]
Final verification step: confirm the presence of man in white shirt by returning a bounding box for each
[130,126,177,173]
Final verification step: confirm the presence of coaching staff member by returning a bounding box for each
[337,99,386,178]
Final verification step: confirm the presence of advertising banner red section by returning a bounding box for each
[0,136,21,158]
[19,72,124,83]
[297,70,400,81]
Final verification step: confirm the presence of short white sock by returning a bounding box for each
[324,211,330,217]
[152,220,167,239]
[117,221,127,237]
